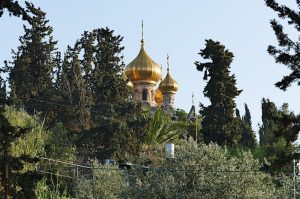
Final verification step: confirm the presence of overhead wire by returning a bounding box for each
[0,89,132,117]
[38,156,262,174]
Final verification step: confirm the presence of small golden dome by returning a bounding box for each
[160,68,178,93]
[125,44,162,84]
[155,87,163,106]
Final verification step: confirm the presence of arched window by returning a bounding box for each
[142,89,148,101]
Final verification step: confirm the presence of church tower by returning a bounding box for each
[125,22,178,111]
[124,22,162,107]
[160,55,179,112]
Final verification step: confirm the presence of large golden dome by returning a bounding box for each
[125,42,162,84]
[160,68,178,93]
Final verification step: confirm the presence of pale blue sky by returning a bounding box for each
[0,0,299,134]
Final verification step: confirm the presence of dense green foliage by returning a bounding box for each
[195,39,242,146]
[259,98,278,147]
[4,9,148,160]
[69,28,148,160]
[33,122,77,198]
[0,106,46,198]
[265,0,300,90]
[75,141,293,198]
[56,46,92,133]
[0,0,29,21]
[238,104,257,148]
[243,103,252,126]
[258,98,300,173]
[0,75,6,105]
[0,105,76,198]
[6,3,59,124]
[174,108,202,143]
[35,178,70,199]
[76,163,124,199]
[146,109,180,144]
[126,142,292,198]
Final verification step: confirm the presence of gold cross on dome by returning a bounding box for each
[167,54,170,72]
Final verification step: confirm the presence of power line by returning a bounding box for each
[40,157,92,169]
[36,169,73,179]
[39,156,262,173]
[0,89,131,118]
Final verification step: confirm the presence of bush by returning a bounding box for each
[76,162,125,199]
[35,178,71,199]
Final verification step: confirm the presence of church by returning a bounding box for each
[124,23,179,114]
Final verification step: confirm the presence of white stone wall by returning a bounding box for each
[132,82,157,107]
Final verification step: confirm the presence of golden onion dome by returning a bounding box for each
[155,87,163,106]
[124,42,162,84]
[159,68,179,93]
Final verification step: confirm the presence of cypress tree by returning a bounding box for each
[243,103,252,126]
[76,28,147,159]
[259,98,300,173]
[56,46,92,133]
[0,74,6,105]
[259,98,278,146]
[90,28,129,118]
[239,103,256,148]
[265,0,300,90]
[7,3,58,122]
[79,31,94,90]
[236,108,241,119]
[195,39,242,146]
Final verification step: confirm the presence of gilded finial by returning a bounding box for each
[167,54,170,72]
[141,20,144,46]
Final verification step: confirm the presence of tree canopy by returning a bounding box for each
[195,39,242,146]
[0,0,30,21]
[69,28,148,160]
[6,2,58,124]
[258,98,300,173]
[266,0,300,90]
[239,104,257,148]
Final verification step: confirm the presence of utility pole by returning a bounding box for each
[292,159,296,199]
[195,115,198,144]
[192,93,198,143]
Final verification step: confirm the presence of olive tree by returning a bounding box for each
[123,140,292,199]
